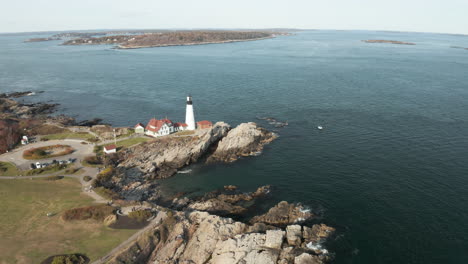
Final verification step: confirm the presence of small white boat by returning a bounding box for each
[317,125,323,130]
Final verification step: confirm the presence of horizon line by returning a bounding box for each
[0,28,467,37]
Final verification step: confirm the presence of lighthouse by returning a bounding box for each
[185,95,196,130]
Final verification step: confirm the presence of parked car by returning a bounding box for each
[30,163,36,169]
[52,159,57,164]
[59,160,65,165]
[35,162,41,169]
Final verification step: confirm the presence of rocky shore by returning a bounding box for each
[106,209,334,264]
[1,91,336,263]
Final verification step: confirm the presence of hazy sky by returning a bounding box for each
[1,0,468,34]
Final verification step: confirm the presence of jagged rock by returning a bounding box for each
[250,201,313,226]
[224,185,238,191]
[187,185,271,216]
[303,224,335,244]
[106,209,331,264]
[188,198,247,215]
[207,122,277,163]
[120,122,230,179]
[286,225,302,246]
[294,253,322,264]
[264,230,285,249]
[247,222,269,233]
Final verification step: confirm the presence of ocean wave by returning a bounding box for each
[306,241,329,255]
[177,169,192,174]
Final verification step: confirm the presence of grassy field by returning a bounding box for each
[41,132,97,141]
[0,162,19,176]
[0,178,136,264]
[111,137,151,149]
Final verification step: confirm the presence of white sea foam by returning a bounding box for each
[306,241,329,255]
[299,207,311,213]
[177,169,192,174]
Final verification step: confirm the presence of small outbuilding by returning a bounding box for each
[174,122,188,132]
[134,123,145,134]
[103,144,117,154]
[197,120,213,129]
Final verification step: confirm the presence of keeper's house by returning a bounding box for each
[145,118,175,137]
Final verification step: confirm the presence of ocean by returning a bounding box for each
[1,30,468,263]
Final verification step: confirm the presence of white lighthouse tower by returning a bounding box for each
[185,95,196,130]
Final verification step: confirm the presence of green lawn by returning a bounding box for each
[0,162,19,176]
[0,178,136,264]
[113,137,151,149]
[41,132,97,141]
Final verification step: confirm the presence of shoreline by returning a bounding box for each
[1,91,335,263]
[116,36,277,49]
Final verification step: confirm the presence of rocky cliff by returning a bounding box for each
[207,122,277,163]
[119,122,231,179]
[107,210,334,264]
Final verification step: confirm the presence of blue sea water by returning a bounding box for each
[1,30,468,263]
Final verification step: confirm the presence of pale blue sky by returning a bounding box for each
[1,0,467,34]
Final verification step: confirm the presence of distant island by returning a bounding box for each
[24,37,61,42]
[362,39,416,45]
[451,46,468,50]
[61,31,285,49]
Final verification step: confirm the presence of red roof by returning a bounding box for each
[146,118,173,133]
[197,120,212,126]
[104,144,116,151]
[174,122,188,127]
[134,123,144,128]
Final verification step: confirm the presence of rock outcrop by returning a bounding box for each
[207,122,277,163]
[250,201,314,226]
[186,185,272,216]
[120,122,231,179]
[107,210,333,264]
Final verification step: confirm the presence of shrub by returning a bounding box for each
[45,175,64,181]
[92,167,114,187]
[128,210,153,222]
[61,205,115,221]
[83,175,92,182]
[49,254,87,264]
[93,187,120,200]
[83,155,102,165]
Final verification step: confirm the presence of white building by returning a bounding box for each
[103,144,117,154]
[145,118,175,137]
[134,123,145,134]
[174,122,188,132]
[185,96,196,130]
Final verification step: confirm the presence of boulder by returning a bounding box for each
[286,225,302,246]
[303,224,335,243]
[207,122,277,163]
[250,201,313,226]
[264,230,285,249]
[294,253,322,264]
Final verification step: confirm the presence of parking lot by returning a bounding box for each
[0,139,94,170]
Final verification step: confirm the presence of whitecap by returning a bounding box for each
[177,169,192,174]
[306,241,329,255]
